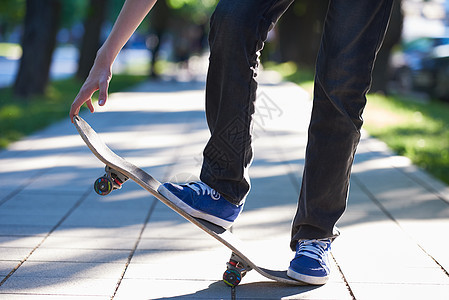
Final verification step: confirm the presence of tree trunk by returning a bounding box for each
[76,0,109,81]
[147,0,170,78]
[13,0,61,98]
[370,0,403,94]
[277,0,329,68]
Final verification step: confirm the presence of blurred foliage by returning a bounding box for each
[0,0,26,25]
[264,61,315,94]
[0,0,26,40]
[60,0,89,28]
[0,0,88,40]
[0,0,150,38]
[166,0,217,23]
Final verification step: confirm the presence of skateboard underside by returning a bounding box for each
[74,116,302,287]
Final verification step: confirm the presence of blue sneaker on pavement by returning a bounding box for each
[287,238,332,285]
[157,181,243,229]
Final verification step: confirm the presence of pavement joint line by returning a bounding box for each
[0,292,106,297]
[270,131,302,196]
[351,175,397,224]
[0,186,91,287]
[394,165,449,206]
[0,149,69,207]
[416,243,449,278]
[0,167,49,207]
[160,119,201,183]
[364,138,449,205]
[111,197,158,299]
[331,254,356,300]
[351,175,449,278]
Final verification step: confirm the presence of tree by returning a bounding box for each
[370,0,403,94]
[276,1,329,68]
[147,0,171,78]
[76,0,109,80]
[0,0,26,42]
[13,0,61,98]
[146,0,213,78]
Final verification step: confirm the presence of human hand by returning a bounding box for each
[69,0,157,123]
[69,56,112,123]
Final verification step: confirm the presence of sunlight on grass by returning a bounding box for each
[263,61,298,77]
[364,94,449,184]
[0,43,22,59]
[264,61,315,94]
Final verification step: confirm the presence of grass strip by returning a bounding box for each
[364,94,449,184]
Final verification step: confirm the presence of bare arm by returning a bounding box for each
[70,0,157,122]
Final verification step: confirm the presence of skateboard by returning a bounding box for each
[73,115,303,287]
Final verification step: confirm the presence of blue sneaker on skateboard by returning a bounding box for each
[158,181,243,229]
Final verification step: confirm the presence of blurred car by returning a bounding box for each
[392,36,449,101]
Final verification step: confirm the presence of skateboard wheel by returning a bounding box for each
[223,269,241,287]
[94,176,113,195]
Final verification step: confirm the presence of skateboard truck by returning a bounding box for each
[223,252,253,287]
[94,166,129,195]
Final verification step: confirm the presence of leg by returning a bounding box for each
[158,0,294,228]
[200,0,294,205]
[291,0,394,247]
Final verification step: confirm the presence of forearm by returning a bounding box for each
[98,0,157,65]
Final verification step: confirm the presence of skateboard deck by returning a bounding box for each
[73,115,303,287]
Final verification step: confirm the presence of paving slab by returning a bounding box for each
[233,281,352,300]
[0,225,53,237]
[0,261,20,277]
[0,295,106,300]
[51,224,144,238]
[0,247,35,261]
[26,248,131,264]
[12,261,125,280]
[114,279,231,300]
[38,236,138,250]
[0,276,119,297]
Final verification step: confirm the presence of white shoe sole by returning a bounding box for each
[287,267,329,285]
[158,185,233,229]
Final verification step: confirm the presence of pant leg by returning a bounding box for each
[290,0,394,249]
[200,0,294,205]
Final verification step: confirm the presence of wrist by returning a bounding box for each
[95,44,117,68]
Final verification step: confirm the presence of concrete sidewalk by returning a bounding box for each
[0,74,448,299]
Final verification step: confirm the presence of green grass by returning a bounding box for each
[0,74,147,149]
[266,61,449,185]
[364,94,449,184]
[264,61,315,93]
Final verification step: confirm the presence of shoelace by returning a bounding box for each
[187,182,221,200]
[297,239,331,262]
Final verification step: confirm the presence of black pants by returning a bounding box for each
[199,0,394,249]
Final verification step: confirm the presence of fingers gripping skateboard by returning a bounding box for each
[94,165,129,195]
